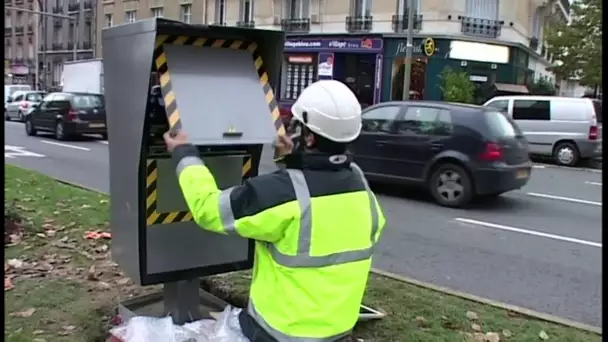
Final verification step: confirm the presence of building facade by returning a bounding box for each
[5,0,39,87]
[4,0,97,88]
[95,0,571,103]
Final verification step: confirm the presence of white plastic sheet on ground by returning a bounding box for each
[109,305,250,342]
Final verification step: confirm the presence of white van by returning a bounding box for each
[483,96,602,166]
[5,84,32,105]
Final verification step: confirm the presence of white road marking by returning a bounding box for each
[526,192,602,206]
[532,164,546,169]
[454,218,602,248]
[4,145,46,158]
[585,181,602,186]
[97,141,108,145]
[40,140,90,151]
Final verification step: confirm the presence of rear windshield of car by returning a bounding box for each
[592,100,602,123]
[26,93,45,102]
[70,94,104,108]
[484,110,523,138]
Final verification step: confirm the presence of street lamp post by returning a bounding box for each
[401,0,416,100]
[5,5,78,88]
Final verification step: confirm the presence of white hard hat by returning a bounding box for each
[291,80,362,143]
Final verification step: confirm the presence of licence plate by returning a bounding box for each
[89,123,105,128]
[516,169,529,179]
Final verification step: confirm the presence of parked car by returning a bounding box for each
[5,90,47,122]
[4,84,32,115]
[24,92,107,140]
[349,101,532,208]
[483,96,602,166]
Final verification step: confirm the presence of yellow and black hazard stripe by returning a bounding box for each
[145,157,254,226]
[152,34,285,177]
[146,159,192,226]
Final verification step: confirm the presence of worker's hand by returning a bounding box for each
[163,130,190,153]
[274,134,294,157]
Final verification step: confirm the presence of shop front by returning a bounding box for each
[279,36,384,109]
[383,37,532,103]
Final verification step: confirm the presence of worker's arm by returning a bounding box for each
[171,144,291,242]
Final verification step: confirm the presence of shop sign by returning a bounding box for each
[285,38,383,52]
[394,38,438,56]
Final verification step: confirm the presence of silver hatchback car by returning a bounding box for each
[5,90,47,122]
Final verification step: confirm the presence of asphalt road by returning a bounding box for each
[5,121,603,327]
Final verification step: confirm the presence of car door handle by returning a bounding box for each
[430,142,443,150]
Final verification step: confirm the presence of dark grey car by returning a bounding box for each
[349,101,533,208]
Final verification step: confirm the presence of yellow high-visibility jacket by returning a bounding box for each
[172,145,386,341]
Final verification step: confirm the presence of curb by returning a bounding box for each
[371,268,602,335]
[533,163,602,173]
[50,176,602,335]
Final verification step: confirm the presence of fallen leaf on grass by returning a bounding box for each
[10,308,36,318]
[485,332,500,342]
[414,316,428,327]
[7,258,25,269]
[100,199,108,204]
[471,323,482,332]
[502,329,512,337]
[539,330,549,340]
[442,320,461,330]
[4,277,15,291]
[81,204,92,209]
[33,329,45,335]
[87,265,102,281]
[466,311,479,320]
[473,332,485,342]
[85,231,111,240]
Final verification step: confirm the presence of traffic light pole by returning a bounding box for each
[5,6,78,89]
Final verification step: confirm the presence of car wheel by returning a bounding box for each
[429,163,473,208]
[55,121,67,140]
[5,109,10,121]
[25,117,37,136]
[17,111,24,122]
[553,142,579,167]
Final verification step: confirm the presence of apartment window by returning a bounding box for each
[28,43,34,58]
[85,21,92,42]
[68,23,74,41]
[465,0,499,20]
[531,8,542,38]
[6,14,12,27]
[125,10,136,23]
[16,12,23,26]
[180,4,192,24]
[151,8,164,18]
[350,0,372,17]
[17,44,23,59]
[7,45,12,58]
[396,0,420,15]
[239,0,254,22]
[104,13,113,27]
[284,0,309,19]
[215,0,227,24]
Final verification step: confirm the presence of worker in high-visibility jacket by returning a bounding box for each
[163,80,386,342]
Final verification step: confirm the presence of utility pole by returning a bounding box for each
[401,0,415,100]
[5,6,78,88]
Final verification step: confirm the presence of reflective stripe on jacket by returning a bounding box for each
[172,145,386,341]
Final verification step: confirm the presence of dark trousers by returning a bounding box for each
[237,309,354,342]
[238,308,278,342]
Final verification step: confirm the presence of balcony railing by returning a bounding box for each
[68,42,75,49]
[52,5,62,13]
[212,21,227,26]
[81,41,92,50]
[4,27,12,36]
[53,18,63,27]
[52,43,65,50]
[391,12,423,32]
[529,37,539,50]
[459,16,503,39]
[27,24,33,34]
[14,26,24,35]
[280,18,310,33]
[83,0,93,9]
[67,2,80,12]
[346,16,373,32]
[14,58,25,64]
[15,0,24,4]
[236,21,255,28]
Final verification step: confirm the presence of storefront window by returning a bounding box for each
[390,57,427,100]
[279,55,317,101]
[334,53,375,107]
